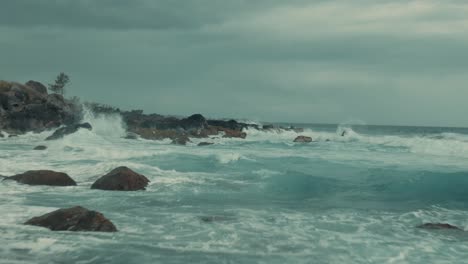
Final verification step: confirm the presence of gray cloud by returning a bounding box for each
[1,0,468,126]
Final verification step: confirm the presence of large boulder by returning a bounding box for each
[91,166,149,191]
[45,122,92,140]
[4,170,77,186]
[294,136,312,143]
[417,223,462,230]
[25,206,117,232]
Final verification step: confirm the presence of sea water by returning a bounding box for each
[1,113,468,263]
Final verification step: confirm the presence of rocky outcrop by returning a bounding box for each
[417,223,462,230]
[0,80,82,134]
[91,166,150,191]
[294,136,313,143]
[4,170,77,186]
[45,122,92,140]
[25,206,117,232]
[33,145,47,150]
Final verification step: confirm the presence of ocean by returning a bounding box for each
[1,112,468,263]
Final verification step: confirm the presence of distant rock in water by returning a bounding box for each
[198,142,214,146]
[33,145,47,150]
[294,136,313,143]
[199,215,234,223]
[417,223,462,230]
[172,135,190,145]
[91,166,149,191]
[45,122,92,140]
[4,170,77,186]
[25,206,117,232]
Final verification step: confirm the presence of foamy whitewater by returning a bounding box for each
[1,112,468,263]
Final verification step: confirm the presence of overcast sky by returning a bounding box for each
[1,0,468,126]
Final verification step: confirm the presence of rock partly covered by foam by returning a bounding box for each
[417,223,462,230]
[33,145,47,150]
[198,142,214,146]
[4,170,77,186]
[45,122,92,140]
[294,136,313,143]
[25,206,117,232]
[0,80,82,134]
[91,166,150,191]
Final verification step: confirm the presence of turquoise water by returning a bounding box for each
[1,114,468,263]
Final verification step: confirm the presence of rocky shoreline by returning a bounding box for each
[1,79,460,233]
[0,79,303,144]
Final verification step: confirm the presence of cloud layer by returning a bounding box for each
[1,0,467,126]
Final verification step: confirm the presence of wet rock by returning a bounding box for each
[45,122,92,140]
[219,127,247,139]
[0,81,82,134]
[199,215,234,223]
[171,135,190,145]
[262,124,275,130]
[417,223,462,230]
[294,136,313,143]
[25,206,117,232]
[33,145,47,150]
[4,170,77,186]
[91,166,149,191]
[180,114,208,131]
[198,142,214,146]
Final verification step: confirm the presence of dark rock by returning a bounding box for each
[180,114,208,131]
[417,223,462,230]
[33,145,47,150]
[198,142,214,146]
[91,166,149,191]
[199,215,234,223]
[262,124,275,130]
[171,135,190,145]
[25,206,117,232]
[0,81,82,133]
[45,122,92,140]
[294,136,313,143]
[4,170,77,186]
[25,80,48,95]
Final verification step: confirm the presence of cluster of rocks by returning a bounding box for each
[3,166,150,232]
[0,80,82,134]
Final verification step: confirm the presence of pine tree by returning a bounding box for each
[48,72,70,95]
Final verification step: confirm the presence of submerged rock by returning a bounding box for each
[198,142,214,146]
[171,135,190,145]
[25,206,117,232]
[417,223,462,230]
[199,215,234,223]
[294,136,313,143]
[91,166,149,191]
[45,122,92,140]
[4,170,77,186]
[33,145,47,150]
